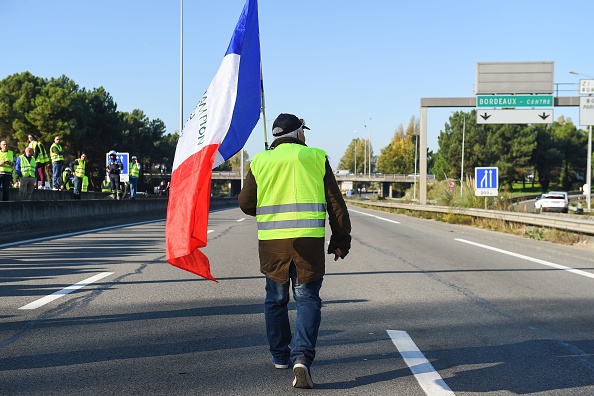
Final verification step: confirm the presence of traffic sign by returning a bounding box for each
[476,95,553,108]
[579,96,594,126]
[579,79,594,95]
[475,167,498,196]
[476,109,553,124]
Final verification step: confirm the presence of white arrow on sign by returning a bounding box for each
[480,169,494,188]
[476,109,553,124]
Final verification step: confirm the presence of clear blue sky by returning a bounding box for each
[1,0,590,169]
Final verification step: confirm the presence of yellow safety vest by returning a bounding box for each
[101,180,111,192]
[18,155,36,178]
[50,143,64,162]
[129,162,140,177]
[250,144,327,241]
[74,159,86,178]
[62,170,72,190]
[32,141,49,164]
[0,150,14,174]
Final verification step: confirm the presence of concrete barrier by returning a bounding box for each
[0,196,239,244]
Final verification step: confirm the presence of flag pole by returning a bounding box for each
[260,53,269,150]
[179,0,183,133]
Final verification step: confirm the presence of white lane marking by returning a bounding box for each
[237,218,246,222]
[387,330,455,396]
[18,272,114,310]
[350,209,400,224]
[455,238,594,280]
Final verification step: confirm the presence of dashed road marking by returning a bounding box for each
[455,238,594,280]
[387,330,455,395]
[19,272,114,310]
[350,209,400,224]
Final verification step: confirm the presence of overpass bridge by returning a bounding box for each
[211,171,436,197]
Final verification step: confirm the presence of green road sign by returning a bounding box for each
[476,95,554,108]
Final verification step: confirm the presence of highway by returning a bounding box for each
[1,206,594,395]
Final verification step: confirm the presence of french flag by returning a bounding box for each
[166,0,261,281]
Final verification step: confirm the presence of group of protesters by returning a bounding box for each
[0,134,75,201]
[0,135,142,201]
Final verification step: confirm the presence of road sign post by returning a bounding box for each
[475,167,498,197]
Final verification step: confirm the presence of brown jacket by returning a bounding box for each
[238,137,351,284]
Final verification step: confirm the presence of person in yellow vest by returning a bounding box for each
[50,136,64,190]
[0,140,15,201]
[101,176,111,193]
[15,147,37,200]
[129,155,141,200]
[61,167,73,191]
[27,134,50,189]
[238,113,351,389]
[71,153,87,199]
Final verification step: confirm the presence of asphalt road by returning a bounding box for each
[1,207,593,395]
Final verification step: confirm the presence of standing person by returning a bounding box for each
[0,140,15,201]
[238,113,351,389]
[27,134,50,189]
[71,153,87,199]
[106,150,123,200]
[128,155,141,200]
[15,147,37,200]
[50,136,64,190]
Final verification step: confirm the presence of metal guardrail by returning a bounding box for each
[347,199,594,236]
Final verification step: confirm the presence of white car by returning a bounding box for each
[534,191,569,213]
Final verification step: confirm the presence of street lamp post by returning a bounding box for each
[369,118,372,177]
[570,71,593,211]
[413,132,418,201]
[363,125,367,177]
[354,131,357,175]
[460,115,466,195]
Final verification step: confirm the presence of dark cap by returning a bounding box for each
[272,113,310,137]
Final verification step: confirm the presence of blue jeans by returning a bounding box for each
[129,176,138,198]
[265,263,323,367]
[52,162,62,189]
[73,176,82,197]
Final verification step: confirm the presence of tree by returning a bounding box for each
[551,120,587,190]
[0,72,45,147]
[337,138,368,173]
[486,123,536,189]
[376,123,415,174]
[531,124,560,192]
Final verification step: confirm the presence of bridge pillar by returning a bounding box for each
[229,180,242,197]
[381,182,390,198]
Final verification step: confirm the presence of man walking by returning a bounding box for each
[238,113,351,389]
[15,147,37,200]
[0,140,15,201]
[50,136,64,190]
